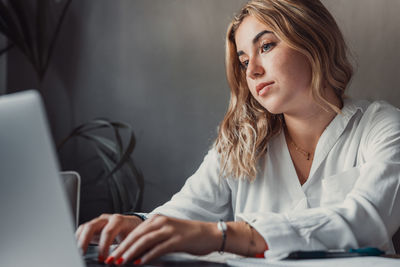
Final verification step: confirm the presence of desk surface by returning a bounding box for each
[86,258,228,267]
[85,246,231,266]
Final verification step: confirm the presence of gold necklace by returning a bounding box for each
[285,130,313,161]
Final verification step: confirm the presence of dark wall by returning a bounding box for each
[7,0,246,214]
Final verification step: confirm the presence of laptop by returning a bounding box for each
[0,90,228,267]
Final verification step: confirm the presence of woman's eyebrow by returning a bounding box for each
[237,30,273,57]
[252,30,273,44]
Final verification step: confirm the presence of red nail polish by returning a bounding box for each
[134,258,142,265]
[105,256,114,264]
[116,257,124,265]
[255,252,265,258]
[98,255,104,262]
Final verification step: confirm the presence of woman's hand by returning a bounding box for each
[105,215,220,265]
[75,213,143,261]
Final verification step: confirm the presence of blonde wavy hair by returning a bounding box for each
[215,0,353,180]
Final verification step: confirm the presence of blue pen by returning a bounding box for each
[286,247,385,259]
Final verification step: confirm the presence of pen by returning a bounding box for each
[286,247,385,259]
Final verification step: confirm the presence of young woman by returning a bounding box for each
[76,0,400,265]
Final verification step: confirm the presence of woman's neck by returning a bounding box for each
[283,91,342,153]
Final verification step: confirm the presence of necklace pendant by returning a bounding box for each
[307,153,310,160]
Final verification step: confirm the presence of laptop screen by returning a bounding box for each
[0,90,85,267]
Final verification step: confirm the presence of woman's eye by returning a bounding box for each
[241,60,249,69]
[261,42,275,53]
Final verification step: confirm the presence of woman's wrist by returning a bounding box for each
[225,221,251,255]
[123,211,147,221]
[204,221,225,253]
[202,220,268,257]
[214,221,267,257]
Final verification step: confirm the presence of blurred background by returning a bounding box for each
[1,0,399,223]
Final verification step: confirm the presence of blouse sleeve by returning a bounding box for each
[149,149,233,222]
[237,102,400,254]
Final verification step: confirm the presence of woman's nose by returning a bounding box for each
[247,58,265,80]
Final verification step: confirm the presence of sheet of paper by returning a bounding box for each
[227,256,400,267]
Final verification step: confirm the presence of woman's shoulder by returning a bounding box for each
[347,98,400,142]
[364,100,399,128]
[365,99,399,115]
[345,98,400,123]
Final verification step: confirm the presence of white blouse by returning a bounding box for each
[150,99,400,254]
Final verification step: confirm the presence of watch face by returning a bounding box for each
[218,220,227,231]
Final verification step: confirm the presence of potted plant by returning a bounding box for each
[0,0,72,82]
[58,118,144,223]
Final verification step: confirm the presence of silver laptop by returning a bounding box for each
[0,90,85,267]
[0,90,228,267]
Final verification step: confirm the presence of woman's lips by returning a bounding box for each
[256,82,274,96]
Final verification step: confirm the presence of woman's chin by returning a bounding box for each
[259,99,283,115]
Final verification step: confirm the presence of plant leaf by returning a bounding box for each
[41,0,72,81]
[8,0,35,66]
[0,1,28,57]
[81,133,118,155]
[0,2,21,41]
[73,119,117,137]
[36,0,48,74]
[0,43,14,56]
[105,123,137,179]
[58,118,143,212]
[58,119,113,150]
[83,136,126,211]
[92,120,139,210]
[110,122,125,156]
[60,119,135,178]
[0,18,13,38]
[92,143,132,212]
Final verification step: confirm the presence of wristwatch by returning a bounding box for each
[123,211,147,221]
[217,220,227,254]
